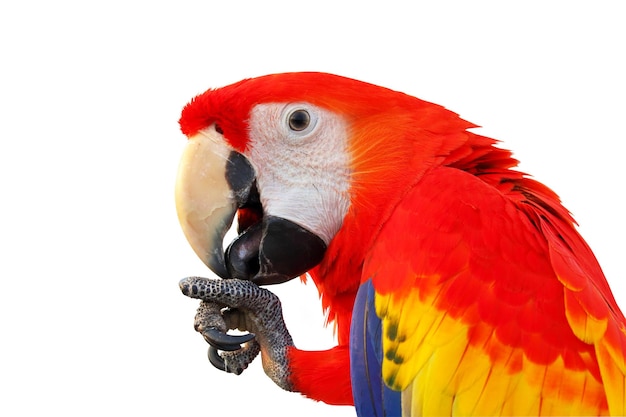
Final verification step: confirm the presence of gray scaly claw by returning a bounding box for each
[179,277,295,391]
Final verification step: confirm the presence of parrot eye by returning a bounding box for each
[287,109,311,131]
[280,104,319,139]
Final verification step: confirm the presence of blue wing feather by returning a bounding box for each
[350,279,402,416]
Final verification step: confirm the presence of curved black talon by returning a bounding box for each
[208,346,226,371]
[203,327,255,351]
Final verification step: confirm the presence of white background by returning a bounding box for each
[1,2,624,416]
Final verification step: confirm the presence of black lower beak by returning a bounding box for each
[226,215,326,285]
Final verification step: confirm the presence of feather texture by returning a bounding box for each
[350,278,402,416]
[356,166,625,415]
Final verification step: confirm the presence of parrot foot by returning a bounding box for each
[180,277,295,391]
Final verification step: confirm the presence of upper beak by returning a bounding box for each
[175,127,326,285]
[175,128,251,278]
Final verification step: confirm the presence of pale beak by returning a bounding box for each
[175,128,255,278]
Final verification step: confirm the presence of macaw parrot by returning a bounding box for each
[175,72,626,416]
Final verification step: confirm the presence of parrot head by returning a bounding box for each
[175,72,495,285]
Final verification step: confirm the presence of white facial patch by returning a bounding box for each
[246,102,351,245]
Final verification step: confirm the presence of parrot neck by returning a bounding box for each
[309,162,431,342]
[307,129,554,343]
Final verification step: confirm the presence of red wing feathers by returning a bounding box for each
[365,166,624,415]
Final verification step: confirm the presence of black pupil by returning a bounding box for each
[289,110,310,131]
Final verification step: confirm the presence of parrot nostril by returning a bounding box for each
[214,124,224,134]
